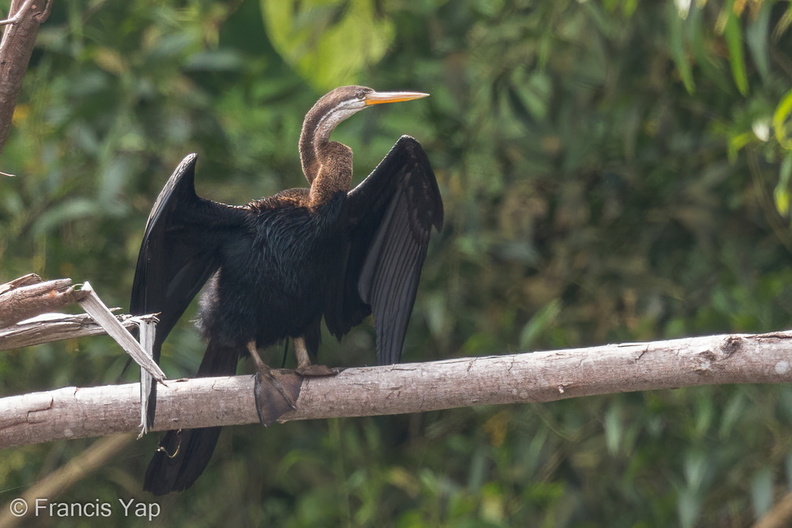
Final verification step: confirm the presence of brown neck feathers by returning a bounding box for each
[307,140,352,207]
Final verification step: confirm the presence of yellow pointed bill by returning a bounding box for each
[364,91,430,106]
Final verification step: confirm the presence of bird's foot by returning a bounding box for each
[295,364,340,377]
[248,342,302,426]
[292,337,340,377]
[254,366,302,427]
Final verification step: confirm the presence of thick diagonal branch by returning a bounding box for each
[1,331,791,449]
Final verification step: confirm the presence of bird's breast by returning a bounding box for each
[199,192,349,348]
[224,191,348,299]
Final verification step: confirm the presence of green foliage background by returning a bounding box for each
[2,0,792,526]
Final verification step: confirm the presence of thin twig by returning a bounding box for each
[0,0,37,26]
[0,273,41,295]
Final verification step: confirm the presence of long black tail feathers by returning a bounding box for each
[143,341,238,495]
[143,427,223,495]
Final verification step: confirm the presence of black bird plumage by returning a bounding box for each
[130,86,443,494]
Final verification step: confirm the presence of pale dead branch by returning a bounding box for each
[77,282,165,381]
[0,276,87,327]
[1,330,790,450]
[0,276,165,381]
[0,312,157,351]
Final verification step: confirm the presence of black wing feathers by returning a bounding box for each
[327,136,443,365]
[133,155,249,493]
[136,138,441,494]
[129,154,248,360]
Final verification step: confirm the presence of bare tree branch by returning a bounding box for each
[0,312,158,351]
[0,273,42,294]
[1,330,791,449]
[0,0,38,26]
[0,277,88,327]
[0,0,52,154]
[77,282,165,381]
[0,276,165,380]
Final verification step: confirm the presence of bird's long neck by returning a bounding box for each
[300,108,353,207]
[308,140,352,206]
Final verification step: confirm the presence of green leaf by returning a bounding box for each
[773,89,792,149]
[750,468,774,518]
[518,299,561,349]
[744,0,772,82]
[774,153,792,217]
[604,402,623,455]
[260,0,395,91]
[669,2,696,94]
[724,8,749,96]
[677,489,702,528]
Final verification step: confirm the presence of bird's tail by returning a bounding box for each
[143,341,239,495]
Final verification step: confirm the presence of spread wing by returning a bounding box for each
[130,154,249,361]
[325,135,443,365]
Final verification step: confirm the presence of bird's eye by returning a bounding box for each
[356,91,366,100]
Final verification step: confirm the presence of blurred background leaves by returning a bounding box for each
[262,0,395,91]
[2,0,792,526]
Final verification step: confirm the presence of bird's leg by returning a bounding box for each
[249,341,301,426]
[293,337,337,377]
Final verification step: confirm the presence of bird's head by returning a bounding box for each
[306,85,429,143]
